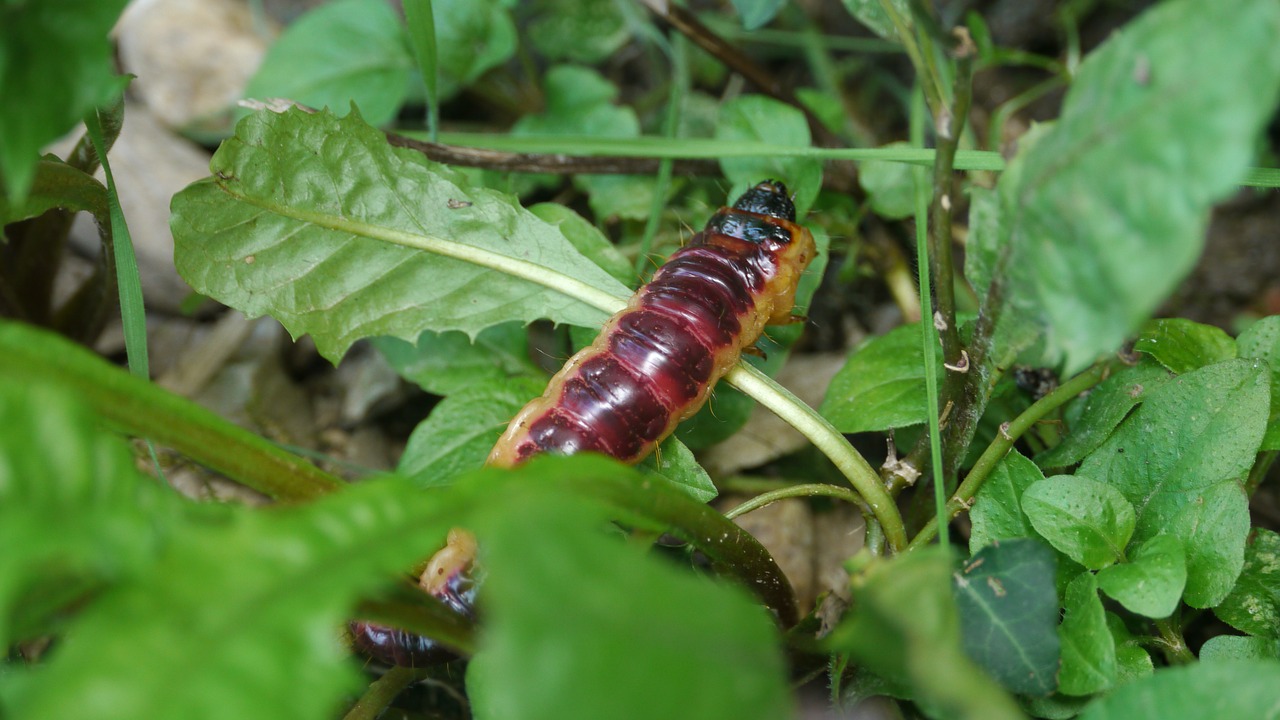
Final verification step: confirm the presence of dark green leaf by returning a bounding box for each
[732,0,786,30]
[1199,635,1280,662]
[171,107,630,362]
[1078,360,1268,607]
[970,451,1044,553]
[432,0,516,99]
[1214,529,1280,638]
[820,322,944,433]
[1076,660,1280,720]
[1058,572,1116,696]
[966,0,1280,373]
[1238,315,1280,450]
[1105,612,1153,683]
[827,549,1024,720]
[1035,360,1172,469]
[1022,475,1135,570]
[1134,318,1237,374]
[0,0,128,205]
[527,0,629,63]
[953,538,1061,696]
[715,95,822,217]
[1096,534,1186,618]
[374,323,541,396]
[466,482,789,720]
[244,0,413,127]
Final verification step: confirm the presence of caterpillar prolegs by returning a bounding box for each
[352,180,817,666]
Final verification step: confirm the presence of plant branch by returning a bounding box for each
[907,361,1109,550]
[342,666,420,720]
[723,483,871,520]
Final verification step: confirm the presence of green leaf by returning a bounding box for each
[1096,534,1186,618]
[820,322,944,433]
[827,549,1024,720]
[839,0,909,41]
[512,66,653,221]
[1199,635,1280,662]
[466,480,789,720]
[1134,318,1237,374]
[431,0,517,100]
[374,323,541,396]
[953,538,1061,696]
[859,143,921,220]
[1058,572,1116,696]
[399,375,548,486]
[0,380,174,647]
[968,0,1280,374]
[636,437,717,504]
[528,202,633,285]
[1035,360,1172,469]
[1022,475,1136,570]
[527,0,630,64]
[1214,529,1280,638]
[969,451,1043,553]
[171,107,630,363]
[1076,660,1280,720]
[732,0,786,30]
[715,95,822,217]
[244,0,412,127]
[1078,360,1268,607]
[1238,315,1280,450]
[1105,612,1153,683]
[0,0,128,206]
[5,473,467,719]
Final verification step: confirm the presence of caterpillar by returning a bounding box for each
[352,179,816,666]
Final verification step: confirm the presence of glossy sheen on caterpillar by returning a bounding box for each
[353,180,815,666]
[487,179,816,468]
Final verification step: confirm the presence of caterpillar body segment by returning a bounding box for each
[487,179,816,468]
[354,180,814,667]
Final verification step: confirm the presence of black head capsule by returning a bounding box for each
[731,180,796,222]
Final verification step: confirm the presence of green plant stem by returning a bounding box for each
[723,483,871,520]
[1245,449,1277,496]
[727,364,907,554]
[1153,617,1195,664]
[342,666,420,720]
[907,361,1109,550]
[352,595,476,656]
[0,321,345,501]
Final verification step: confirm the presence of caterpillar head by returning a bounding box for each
[731,179,796,223]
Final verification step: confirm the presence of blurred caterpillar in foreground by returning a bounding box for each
[352,179,816,666]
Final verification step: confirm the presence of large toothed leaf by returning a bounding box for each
[966,0,1280,374]
[171,107,630,363]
